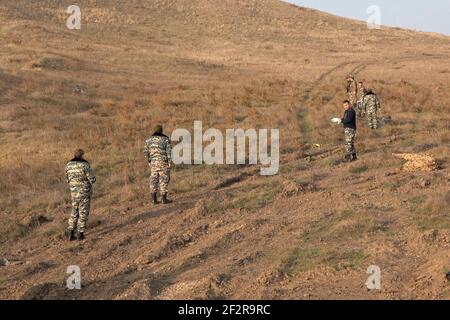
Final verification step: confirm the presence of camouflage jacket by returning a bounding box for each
[363,93,381,111]
[346,78,357,95]
[144,133,172,164]
[65,159,96,194]
[357,85,367,101]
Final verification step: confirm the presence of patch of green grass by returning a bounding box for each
[172,176,208,193]
[40,226,61,238]
[364,203,395,213]
[349,164,369,174]
[410,195,426,207]
[415,210,450,231]
[201,179,281,214]
[281,247,367,276]
[413,193,450,231]
[325,249,367,270]
[401,138,415,148]
[0,222,30,243]
[109,194,120,206]
[301,209,389,243]
[280,161,313,174]
[412,112,422,133]
[78,101,101,112]
[296,108,313,140]
[1,215,54,242]
[202,198,229,214]
[235,179,281,211]
[281,248,321,275]
[0,278,7,288]
[383,181,401,192]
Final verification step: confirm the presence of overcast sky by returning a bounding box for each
[284,0,450,35]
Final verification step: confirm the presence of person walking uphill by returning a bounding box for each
[345,74,358,106]
[341,100,358,162]
[144,125,173,205]
[65,149,96,241]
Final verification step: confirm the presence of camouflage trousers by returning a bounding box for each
[367,107,378,129]
[68,193,91,233]
[150,162,170,194]
[344,128,356,156]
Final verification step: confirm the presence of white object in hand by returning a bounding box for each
[331,117,342,124]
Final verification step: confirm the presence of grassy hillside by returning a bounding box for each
[0,0,449,299]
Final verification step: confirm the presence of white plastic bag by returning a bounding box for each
[331,117,342,124]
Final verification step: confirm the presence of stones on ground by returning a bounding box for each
[279,179,316,199]
[73,84,86,95]
[114,279,152,300]
[257,270,285,285]
[422,229,450,244]
[0,257,9,266]
[280,180,304,198]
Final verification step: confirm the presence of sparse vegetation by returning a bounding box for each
[0,0,449,300]
[349,164,369,174]
[0,215,51,243]
[32,57,65,70]
[281,247,366,276]
[301,209,389,243]
[198,178,281,215]
[414,192,450,231]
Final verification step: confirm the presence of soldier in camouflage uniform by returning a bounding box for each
[363,88,381,129]
[356,81,367,118]
[345,74,358,106]
[65,149,96,241]
[144,125,173,204]
[341,100,357,162]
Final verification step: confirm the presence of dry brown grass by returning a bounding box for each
[0,0,449,300]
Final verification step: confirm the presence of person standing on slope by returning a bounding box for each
[144,125,173,205]
[363,87,381,129]
[356,81,367,118]
[345,74,358,107]
[341,100,358,162]
[65,149,96,241]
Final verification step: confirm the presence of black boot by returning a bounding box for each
[161,194,172,204]
[350,153,358,162]
[66,229,76,241]
[151,192,158,204]
[77,231,85,241]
